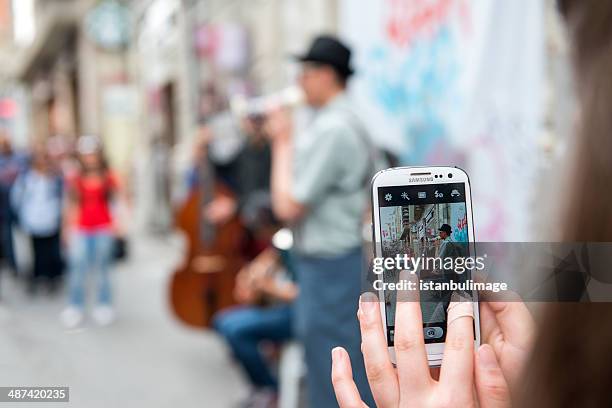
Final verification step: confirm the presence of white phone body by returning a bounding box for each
[370,166,480,367]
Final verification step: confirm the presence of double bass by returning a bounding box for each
[169,132,245,328]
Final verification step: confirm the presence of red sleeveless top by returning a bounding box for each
[71,172,117,231]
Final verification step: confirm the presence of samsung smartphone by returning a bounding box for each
[370,166,480,366]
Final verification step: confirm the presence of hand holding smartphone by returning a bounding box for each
[370,166,480,366]
[332,287,503,408]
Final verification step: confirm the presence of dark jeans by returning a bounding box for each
[31,233,63,280]
[294,247,375,408]
[213,304,293,390]
[0,217,15,271]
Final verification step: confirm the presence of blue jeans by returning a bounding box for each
[68,230,114,308]
[213,304,293,390]
[294,247,375,408]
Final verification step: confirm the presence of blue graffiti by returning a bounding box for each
[365,25,461,164]
[453,226,468,243]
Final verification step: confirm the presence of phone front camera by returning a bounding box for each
[448,173,453,178]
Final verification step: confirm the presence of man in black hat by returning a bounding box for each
[438,223,468,279]
[266,35,376,407]
[438,224,456,260]
[293,35,354,106]
[439,223,452,239]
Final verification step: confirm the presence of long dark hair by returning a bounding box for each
[520,2,612,407]
[72,143,113,203]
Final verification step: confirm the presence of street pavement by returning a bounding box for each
[0,233,247,408]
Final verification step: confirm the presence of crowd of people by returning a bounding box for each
[181,35,383,408]
[0,132,124,328]
[1,34,377,408]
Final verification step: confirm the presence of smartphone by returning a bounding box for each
[370,166,480,367]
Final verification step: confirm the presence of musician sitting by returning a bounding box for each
[213,246,297,408]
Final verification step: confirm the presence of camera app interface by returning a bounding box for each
[377,183,470,345]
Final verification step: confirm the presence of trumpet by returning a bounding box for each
[229,86,304,119]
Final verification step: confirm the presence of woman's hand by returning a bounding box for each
[331,285,513,407]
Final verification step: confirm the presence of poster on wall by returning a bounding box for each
[102,85,139,174]
[339,0,545,240]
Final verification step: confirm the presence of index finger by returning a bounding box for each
[394,271,431,397]
[359,292,399,407]
[331,347,368,408]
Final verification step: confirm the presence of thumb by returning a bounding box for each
[475,344,511,408]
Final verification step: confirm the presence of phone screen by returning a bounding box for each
[376,182,471,346]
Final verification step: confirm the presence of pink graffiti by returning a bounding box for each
[384,0,471,48]
[456,214,467,231]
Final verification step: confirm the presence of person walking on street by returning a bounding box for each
[265,35,377,407]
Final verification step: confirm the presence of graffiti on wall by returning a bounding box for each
[340,0,544,240]
[364,0,471,164]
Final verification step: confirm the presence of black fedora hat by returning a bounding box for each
[439,224,452,235]
[294,35,354,78]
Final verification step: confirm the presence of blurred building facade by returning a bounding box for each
[0,0,572,239]
[0,0,338,231]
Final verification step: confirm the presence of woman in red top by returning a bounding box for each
[61,136,121,328]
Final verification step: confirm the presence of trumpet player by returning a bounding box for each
[264,35,378,408]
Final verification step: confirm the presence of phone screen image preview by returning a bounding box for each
[377,183,470,346]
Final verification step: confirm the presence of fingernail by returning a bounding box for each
[478,344,498,368]
[359,292,377,313]
[332,347,344,362]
